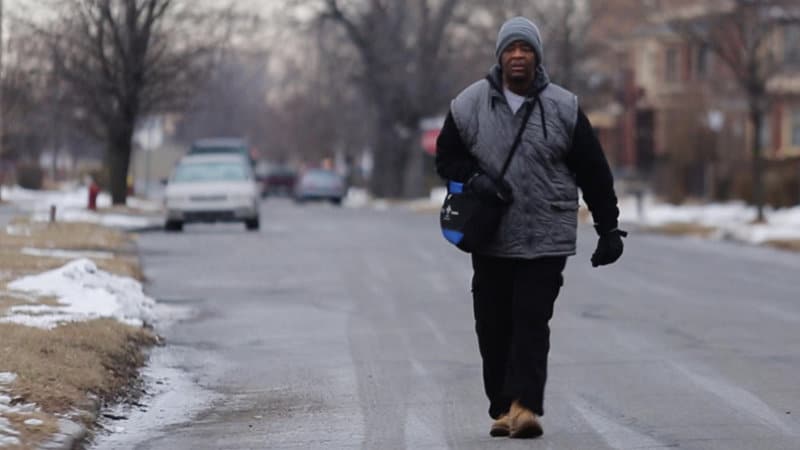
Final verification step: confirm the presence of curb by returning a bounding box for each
[121,224,165,233]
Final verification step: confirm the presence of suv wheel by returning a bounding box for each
[165,220,183,232]
[245,218,260,231]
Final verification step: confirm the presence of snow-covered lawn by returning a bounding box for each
[0,258,156,447]
[1,259,155,330]
[618,195,800,245]
[1,185,164,231]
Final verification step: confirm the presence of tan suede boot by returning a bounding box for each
[489,413,511,437]
[508,400,543,439]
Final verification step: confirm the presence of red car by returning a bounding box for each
[260,166,297,197]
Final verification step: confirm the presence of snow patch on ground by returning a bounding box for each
[0,436,19,447]
[618,194,800,244]
[90,348,220,448]
[21,247,114,260]
[124,197,164,212]
[1,185,111,212]
[1,259,155,329]
[4,224,31,236]
[429,187,447,205]
[343,188,370,208]
[31,209,163,230]
[1,185,164,230]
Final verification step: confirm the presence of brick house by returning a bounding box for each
[586,1,800,203]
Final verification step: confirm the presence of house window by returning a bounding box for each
[696,44,710,78]
[643,50,656,80]
[665,48,678,82]
[792,109,800,147]
[785,25,800,64]
[760,115,771,151]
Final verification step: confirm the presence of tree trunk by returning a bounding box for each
[370,131,410,198]
[403,134,426,198]
[108,126,134,205]
[750,108,765,222]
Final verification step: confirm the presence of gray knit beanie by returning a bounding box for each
[495,17,543,64]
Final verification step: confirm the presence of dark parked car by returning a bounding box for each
[294,169,346,205]
[260,166,297,197]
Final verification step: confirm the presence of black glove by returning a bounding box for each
[591,227,628,267]
[466,173,513,205]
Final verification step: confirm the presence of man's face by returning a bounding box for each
[501,40,537,85]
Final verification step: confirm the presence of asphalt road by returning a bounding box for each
[94,198,800,450]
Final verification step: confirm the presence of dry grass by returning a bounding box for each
[1,219,133,252]
[408,203,441,213]
[0,220,142,285]
[0,320,157,413]
[0,250,142,288]
[640,222,718,238]
[764,239,800,252]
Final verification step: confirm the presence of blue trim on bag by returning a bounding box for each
[448,181,464,194]
[442,228,464,245]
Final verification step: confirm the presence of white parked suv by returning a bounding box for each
[164,154,260,231]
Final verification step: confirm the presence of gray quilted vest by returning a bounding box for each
[450,66,579,259]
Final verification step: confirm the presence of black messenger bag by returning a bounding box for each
[440,101,534,253]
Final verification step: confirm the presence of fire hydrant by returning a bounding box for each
[88,181,100,211]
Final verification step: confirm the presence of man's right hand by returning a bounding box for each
[591,228,627,267]
[467,173,513,205]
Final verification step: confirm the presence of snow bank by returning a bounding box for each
[1,259,155,329]
[30,208,162,230]
[2,185,164,230]
[343,188,370,208]
[618,194,800,244]
[1,185,111,212]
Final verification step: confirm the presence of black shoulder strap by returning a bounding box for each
[498,98,536,179]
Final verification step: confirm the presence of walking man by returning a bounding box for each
[435,17,625,438]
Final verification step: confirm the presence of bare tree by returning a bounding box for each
[306,0,464,198]
[669,0,800,221]
[175,49,273,153]
[36,0,230,204]
[1,22,54,165]
[284,1,618,196]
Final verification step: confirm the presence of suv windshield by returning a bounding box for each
[173,162,250,182]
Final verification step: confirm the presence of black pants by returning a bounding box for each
[471,254,567,419]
